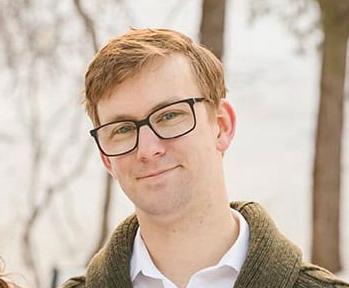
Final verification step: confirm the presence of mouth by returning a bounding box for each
[137,166,179,180]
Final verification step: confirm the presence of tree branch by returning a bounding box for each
[73,0,99,52]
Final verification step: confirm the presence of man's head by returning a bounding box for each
[85,29,235,219]
[84,28,226,126]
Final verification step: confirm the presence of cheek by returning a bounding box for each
[108,158,129,181]
[111,160,136,194]
[184,132,216,168]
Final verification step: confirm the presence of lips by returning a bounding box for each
[136,166,179,180]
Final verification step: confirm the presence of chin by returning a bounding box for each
[137,190,193,219]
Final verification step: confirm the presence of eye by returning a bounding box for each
[159,111,180,121]
[113,124,135,135]
[117,126,130,134]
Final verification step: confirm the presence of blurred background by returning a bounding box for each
[0,0,348,287]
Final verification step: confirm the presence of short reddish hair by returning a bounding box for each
[84,28,226,125]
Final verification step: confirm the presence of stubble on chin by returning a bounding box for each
[134,176,195,217]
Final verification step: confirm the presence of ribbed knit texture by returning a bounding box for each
[60,202,349,288]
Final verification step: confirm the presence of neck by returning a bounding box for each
[136,199,239,287]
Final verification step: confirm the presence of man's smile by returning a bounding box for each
[136,165,180,180]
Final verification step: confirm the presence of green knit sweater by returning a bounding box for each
[60,202,349,288]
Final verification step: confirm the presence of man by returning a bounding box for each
[61,28,349,288]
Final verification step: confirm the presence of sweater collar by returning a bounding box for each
[85,202,302,288]
[130,208,249,284]
[232,202,302,288]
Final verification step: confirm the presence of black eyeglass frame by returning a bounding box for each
[90,97,208,157]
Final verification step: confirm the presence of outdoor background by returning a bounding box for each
[0,0,348,287]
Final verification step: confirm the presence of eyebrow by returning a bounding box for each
[105,97,183,123]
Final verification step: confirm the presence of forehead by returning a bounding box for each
[97,54,202,124]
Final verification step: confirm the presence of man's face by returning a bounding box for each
[97,55,234,218]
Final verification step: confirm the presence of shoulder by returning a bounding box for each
[295,263,349,288]
[59,276,86,288]
[58,214,138,288]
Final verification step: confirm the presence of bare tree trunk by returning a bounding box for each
[96,173,113,250]
[22,61,41,288]
[86,172,113,264]
[200,0,226,60]
[312,0,349,273]
[73,0,115,261]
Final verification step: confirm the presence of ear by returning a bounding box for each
[215,99,236,153]
[100,153,118,180]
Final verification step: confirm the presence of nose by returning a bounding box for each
[136,125,166,161]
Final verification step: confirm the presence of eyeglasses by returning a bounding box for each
[90,97,208,157]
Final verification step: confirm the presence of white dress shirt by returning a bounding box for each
[130,209,250,288]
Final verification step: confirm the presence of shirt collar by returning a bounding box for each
[217,208,249,272]
[130,208,250,281]
[130,226,167,281]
